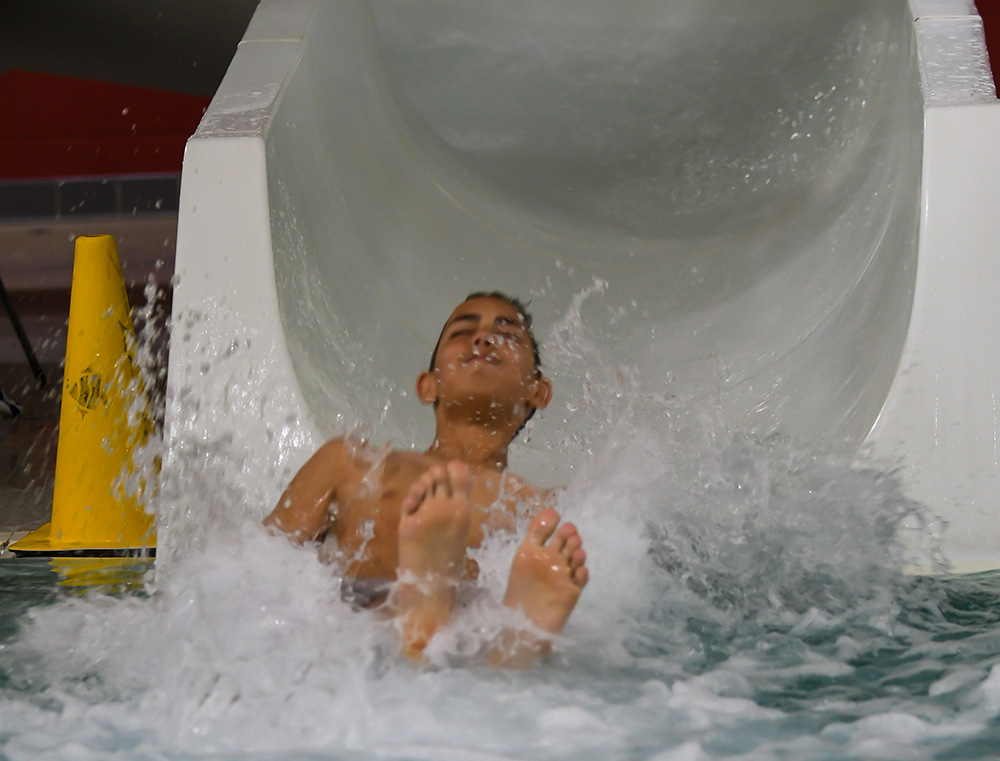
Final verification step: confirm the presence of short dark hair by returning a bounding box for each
[428,291,544,436]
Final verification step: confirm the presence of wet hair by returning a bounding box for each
[428,291,544,435]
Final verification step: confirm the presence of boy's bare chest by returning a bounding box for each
[329,454,511,575]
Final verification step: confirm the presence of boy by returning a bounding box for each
[264,292,588,666]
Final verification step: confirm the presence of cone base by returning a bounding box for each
[9,522,156,558]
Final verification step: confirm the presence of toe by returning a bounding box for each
[446,460,473,497]
[427,464,450,498]
[569,547,586,571]
[402,473,431,515]
[572,565,589,589]
[526,508,560,546]
[552,522,577,553]
[558,527,582,557]
[565,534,582,553]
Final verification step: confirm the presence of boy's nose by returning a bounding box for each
[473,330,495,350]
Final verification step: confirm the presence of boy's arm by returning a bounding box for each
[263,438,351,543]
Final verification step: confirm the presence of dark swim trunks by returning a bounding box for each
[341,576,393,608]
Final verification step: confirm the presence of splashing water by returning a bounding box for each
[2,285,1000,761]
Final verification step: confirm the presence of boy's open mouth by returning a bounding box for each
[466,352,499,365]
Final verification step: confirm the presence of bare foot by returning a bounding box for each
[492,508,588,667]
[395,460,473,659]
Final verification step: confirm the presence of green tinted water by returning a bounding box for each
[3,545,1000,761]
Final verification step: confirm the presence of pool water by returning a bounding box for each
[4,287,1000,761]
[3,421,1000,761]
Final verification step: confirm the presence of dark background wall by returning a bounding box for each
[0,0,259,97]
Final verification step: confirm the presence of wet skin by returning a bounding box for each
[264,296,588,663]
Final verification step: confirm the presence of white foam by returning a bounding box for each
[2,285,996,761]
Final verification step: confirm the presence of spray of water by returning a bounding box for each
[1,281,992,761]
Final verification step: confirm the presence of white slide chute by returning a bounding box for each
[169,1,1000,571]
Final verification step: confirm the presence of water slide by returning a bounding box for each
[168,0,1000,572]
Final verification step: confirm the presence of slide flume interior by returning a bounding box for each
[267,0,920,460]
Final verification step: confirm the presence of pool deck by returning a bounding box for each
[0,359,61,558]
[0,284,69,559]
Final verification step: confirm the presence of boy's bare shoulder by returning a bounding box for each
[383,448,432,467]
[309,437,357,467]
[305,437,381,479]
[317,437,430,479]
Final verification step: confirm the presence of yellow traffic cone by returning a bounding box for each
[11,235,156,556]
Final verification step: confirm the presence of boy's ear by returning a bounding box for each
[529,376,553,411]
[416,370,438,405]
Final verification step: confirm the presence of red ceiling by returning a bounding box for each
[0,69,209,181]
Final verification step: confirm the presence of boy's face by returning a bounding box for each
[418,296,550,423]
